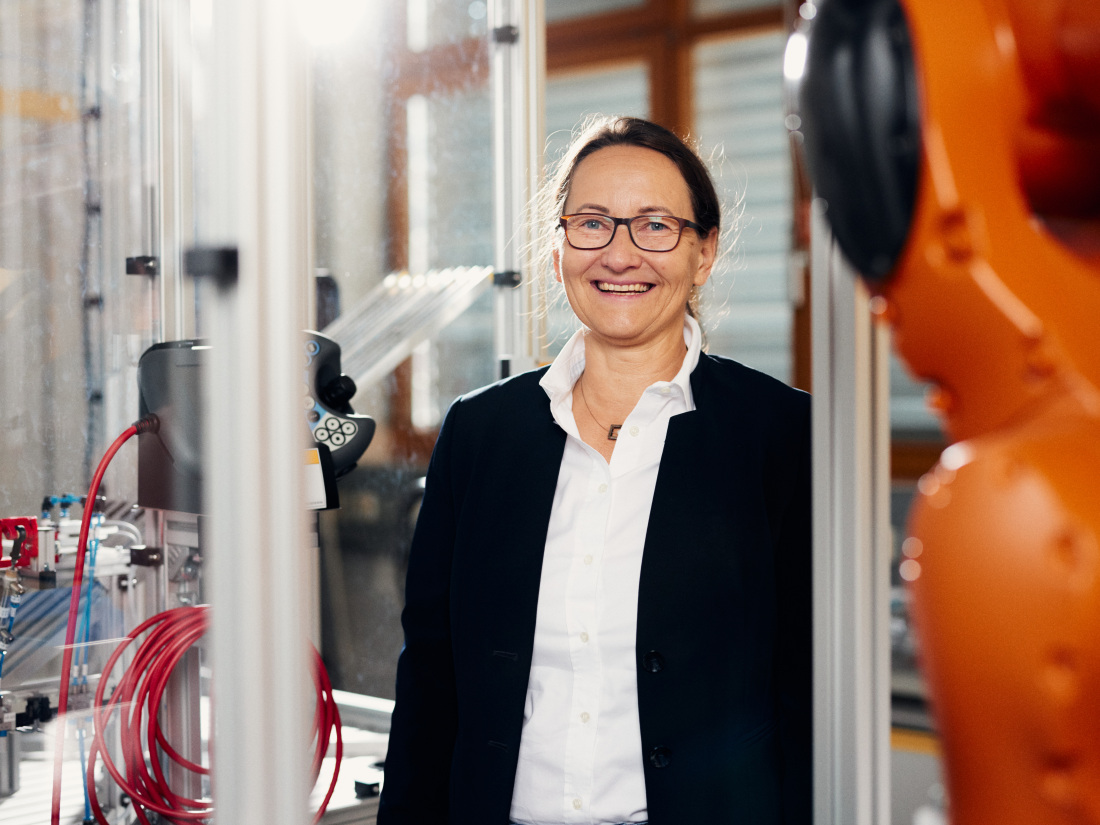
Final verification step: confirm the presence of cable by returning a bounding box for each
[84,606,342,825]
[75,515,102,821]
[51,414,342,824]
[52,416,157,825]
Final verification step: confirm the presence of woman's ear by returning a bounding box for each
[553,247,563,283]
[693,227,719,287]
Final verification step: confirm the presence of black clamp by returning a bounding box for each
[493,269,521,287]
[130,546,164,567]
[185,246,239,288]
[492,25,519,44]
[126,256,159,276]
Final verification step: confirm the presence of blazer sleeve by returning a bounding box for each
[377,399,463,824]
[773,391,813,824]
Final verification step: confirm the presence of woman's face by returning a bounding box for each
[555,145,717,352]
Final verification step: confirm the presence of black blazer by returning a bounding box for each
[378,353,812,825]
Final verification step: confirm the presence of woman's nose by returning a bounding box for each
[601,223,641,267]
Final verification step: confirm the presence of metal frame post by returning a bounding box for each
[489,0,545,378]
[199,0,312,822]
[812,199,892,824]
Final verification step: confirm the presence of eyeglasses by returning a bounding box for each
[558,213,705,252]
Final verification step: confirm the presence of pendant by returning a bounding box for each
[607,425,621,441]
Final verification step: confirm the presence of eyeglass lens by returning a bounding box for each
[563,215,684,251]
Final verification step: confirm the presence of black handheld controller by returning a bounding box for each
[303,331,375,478]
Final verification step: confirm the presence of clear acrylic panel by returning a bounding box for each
[694,32,793,383]
[311,9,495,700]
[546,0,646,23]
[694,0,782,17]
[0,0,152,520]
[407,0,490,52]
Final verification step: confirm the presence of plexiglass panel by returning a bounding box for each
[546,0,646,23]
[407,0,489,52]
[694,0,782,17]
[311,5,496,700]
[694,32,793,382]
[0,0,152,519]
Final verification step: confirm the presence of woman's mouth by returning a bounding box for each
[595,281,652,293]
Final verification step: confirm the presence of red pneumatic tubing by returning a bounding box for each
[84,606,342,825]
[52,421,144,825]
[53,417,342,825]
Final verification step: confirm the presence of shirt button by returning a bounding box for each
[581,712,590,723]
[583,554,593,565]
[580,631,589,643]
[659,386,671,396]
[629,425,640,437]
[598,482,608,493]
[573,798,582,810]
[648,746,672,768]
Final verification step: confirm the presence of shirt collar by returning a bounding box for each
[540,315,703,414]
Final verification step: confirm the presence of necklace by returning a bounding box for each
[576,378,621,441]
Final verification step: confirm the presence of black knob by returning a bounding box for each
[321,374,357,409]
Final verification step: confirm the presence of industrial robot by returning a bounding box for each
[799,0,1100,822]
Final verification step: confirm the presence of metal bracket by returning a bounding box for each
[130,545,164,567]
[491,25,519,44]
[126,255,159,276]
[185,246,239,287]
[493,269,521,287]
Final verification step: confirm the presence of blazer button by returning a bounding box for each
[642,650,665,673]
[648,746,672,768]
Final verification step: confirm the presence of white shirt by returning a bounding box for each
[509,317,702,825]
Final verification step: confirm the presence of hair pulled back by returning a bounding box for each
[550,116,721,237]
[544,116,722,325]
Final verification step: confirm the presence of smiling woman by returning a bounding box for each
[377,116,813,825]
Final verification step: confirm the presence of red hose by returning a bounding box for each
[52,423,139,825]
[85,606,342,825]
[53,419,343,824]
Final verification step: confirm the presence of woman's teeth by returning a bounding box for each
[597,282,652,293]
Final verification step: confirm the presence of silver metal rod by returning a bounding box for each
[811,198,891,824]
[489,0,544,376]
[201,0,311,822]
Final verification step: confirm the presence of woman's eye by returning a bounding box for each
[644,219,671,233]
[582,219,606,230]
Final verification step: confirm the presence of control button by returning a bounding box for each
[648,746,672,768]
[304,396,315,409]
[315,429,330,441]
[629,425,640,437]
[341,421,357,435]
[326,417,341,430]
[307,410,321,423]
[642,651,664,673]
[579,632,589,643]
[330,432,346,447]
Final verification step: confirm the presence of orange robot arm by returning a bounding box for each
[800,0,1100,822]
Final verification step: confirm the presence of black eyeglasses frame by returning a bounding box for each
[557,213,706,252]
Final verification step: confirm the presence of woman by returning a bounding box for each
[377,116,811,825]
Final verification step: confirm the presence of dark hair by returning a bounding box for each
[546,116,722,323]
[551,116,721,237]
